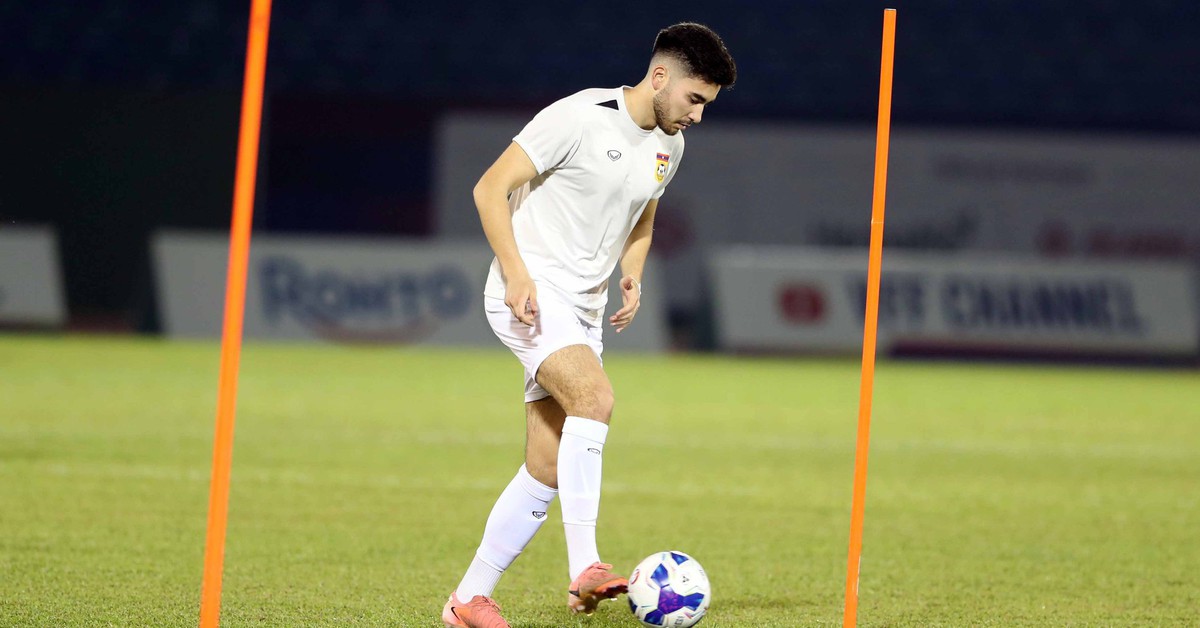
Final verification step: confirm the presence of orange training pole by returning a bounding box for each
[199,0,272,626]
[844,8,896,628]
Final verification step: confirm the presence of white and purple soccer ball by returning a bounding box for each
[627,551,711,627]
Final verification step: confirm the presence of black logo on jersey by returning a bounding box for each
[607,150,622,161]
[587,447,602,455]
[532,511,547,519]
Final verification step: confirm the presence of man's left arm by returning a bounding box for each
[610,199,657,333]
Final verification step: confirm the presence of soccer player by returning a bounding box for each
[442,23,737,628]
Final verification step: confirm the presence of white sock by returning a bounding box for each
[559,415,609,580]
[456,464,557,600]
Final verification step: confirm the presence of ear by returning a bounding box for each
[651,64,670,91]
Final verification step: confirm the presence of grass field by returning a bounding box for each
[1,335,1198,627]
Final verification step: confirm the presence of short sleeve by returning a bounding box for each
[513,101,583,175]
[651,139,685,200]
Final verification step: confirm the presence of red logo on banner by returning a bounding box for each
[778,283,826,324]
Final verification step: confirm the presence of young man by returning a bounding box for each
[443,22,737,628]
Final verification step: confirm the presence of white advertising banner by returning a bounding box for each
[0,226,66,326]
[152,231,668,352]
[710,247,1200,357]
[435,115,1200,315]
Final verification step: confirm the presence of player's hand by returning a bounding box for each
[610,275,641,333]
[505,275,539,326]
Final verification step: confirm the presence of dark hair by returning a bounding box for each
[652,22,737,88]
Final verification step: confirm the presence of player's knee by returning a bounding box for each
[571,382,614,422]
[596,385,615,420]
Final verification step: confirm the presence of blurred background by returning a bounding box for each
[3,4,1199,625]
[2,0,1198,362]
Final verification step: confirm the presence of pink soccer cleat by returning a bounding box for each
[567,561,629,615]
[442,592,510,628]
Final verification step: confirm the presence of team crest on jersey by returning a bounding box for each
[654,152,670,182]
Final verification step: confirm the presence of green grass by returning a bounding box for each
[1,335,1197,627]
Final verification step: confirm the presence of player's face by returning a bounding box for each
[653,75,720,135]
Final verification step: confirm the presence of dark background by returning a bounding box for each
[1,0,1197,328]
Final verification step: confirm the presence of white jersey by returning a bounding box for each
[483,86,685,327]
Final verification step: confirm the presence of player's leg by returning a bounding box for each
[537,346,613,581]
[450,456,557,591]
[536,343,614,423]
[534,344,627,614]
[524,396,566,488]
[445,467,556,627]
[444,447,555,628]
[443,300,571,627]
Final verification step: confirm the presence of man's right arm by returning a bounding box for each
[473,141,541,326]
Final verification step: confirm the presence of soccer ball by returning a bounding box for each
[626,551,711,627]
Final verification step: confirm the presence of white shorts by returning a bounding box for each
[484,292,604,403]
